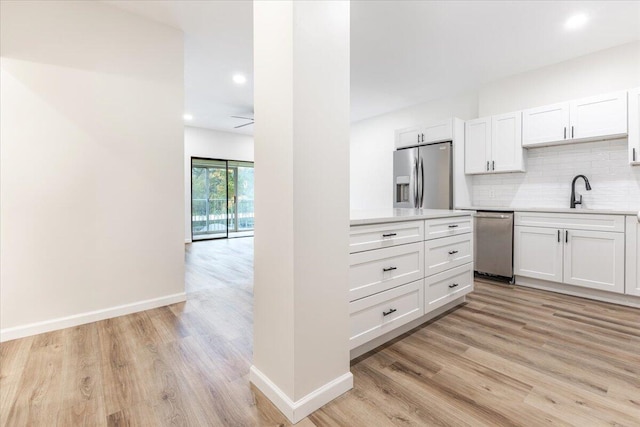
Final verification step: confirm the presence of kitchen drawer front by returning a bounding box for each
[514,212,624,233]
[349,221,424,254]
[349,279,424,349]
[424,234,473,277]
[424,216,472,240]
[349,242,424,301]
[425,264,474,313]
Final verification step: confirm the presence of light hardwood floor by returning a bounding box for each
[1,238,639,426]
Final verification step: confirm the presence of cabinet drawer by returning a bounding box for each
[424,234,473,277]
[425,264,474,313]
[349,242,423,301]
[349,221,424,254]
[514,212,624,233]
[349,279,424,349]
[424,216,472,240]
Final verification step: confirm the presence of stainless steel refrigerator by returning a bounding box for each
[393,142,452,209]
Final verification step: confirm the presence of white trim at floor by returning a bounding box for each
[249,365,353,424]
[0,292,187,342]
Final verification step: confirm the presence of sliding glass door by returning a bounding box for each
[191,158,254,240]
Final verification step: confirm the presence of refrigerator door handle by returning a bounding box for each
[413,158,418,207]
[418,157,424,207]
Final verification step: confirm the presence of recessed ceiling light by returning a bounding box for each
[183,114,193,121]
[565,13,589,30]
[233,74,247,85]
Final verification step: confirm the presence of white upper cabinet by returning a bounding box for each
[395,126,422,149]
[464,117,491,174]
[522,103,570,146]
[395,119,455,149]
[628,87,640,165]
[522,91,628,148]
[465,112,524,174]
[492,111,524,173]
[569,91,627,140]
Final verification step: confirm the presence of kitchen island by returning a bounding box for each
[349,208,474,359]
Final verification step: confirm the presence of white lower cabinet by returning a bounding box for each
[514,226,563,283]
[624,216,640,296]
[424,264,473,313]
[349,279,424,349]
[349,242,424,301]
[349,215,474,352]
[514,212,625,294]
[564,229,624,293]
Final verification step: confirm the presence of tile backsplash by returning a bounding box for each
[472,139,640,211]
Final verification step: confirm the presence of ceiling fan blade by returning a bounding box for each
[231,116,255,121]
[234,122,254,129]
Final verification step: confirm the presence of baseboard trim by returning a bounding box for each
[0,292,187,342]
[185,238,192,244]
[249,366,353,424]
[516,276,640,308]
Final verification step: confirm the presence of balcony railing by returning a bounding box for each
[192,198,254,235]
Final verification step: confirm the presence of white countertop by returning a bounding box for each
[456,206,639,216]
[350,208,472,226]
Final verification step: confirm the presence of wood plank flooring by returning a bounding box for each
[1,238,639,426]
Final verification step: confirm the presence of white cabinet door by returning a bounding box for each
[629,88,640,165]
[522,103,570,147]
[395,126,422,149]
[491,111,524,172]
[625,216,640,296]
[514,226,563,283]
[564,229,624,294]
[464,117,491,174]
[422,119,453,144]
[570,91,627,140]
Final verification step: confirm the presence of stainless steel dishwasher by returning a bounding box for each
[474,211,514,283]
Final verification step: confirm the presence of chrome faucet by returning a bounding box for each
[570,175,592,208]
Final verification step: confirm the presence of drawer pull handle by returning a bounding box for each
[449,283,459,289]
[448,224,459,228]
[448,250,458,255]
[382,267,397,272]
[383,308,397,317]
[382,233,397,238]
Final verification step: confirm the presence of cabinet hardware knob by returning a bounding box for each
[448,250,459,255]
[448,224,459,228]
[382,266,397,272]
[382,233,397,238]
[383,308,397,317]
[449,283,459,288]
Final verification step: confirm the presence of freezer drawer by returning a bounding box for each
[475,211,514,279]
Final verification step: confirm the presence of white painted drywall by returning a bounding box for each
[0,1,185,335]
[473,41,640,209]
[252,0,351,419]
[350,91,479,210]
[479,41,640,117]
[184,126,254,241]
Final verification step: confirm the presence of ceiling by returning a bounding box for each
[106,1,640,134]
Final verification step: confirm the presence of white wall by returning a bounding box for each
[473,42,640,210]
[184,126,254,241]
[252,1,351,420]
[350,91,478,210]
[0,1,185,339]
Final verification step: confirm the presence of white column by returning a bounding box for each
[250,0,352,423]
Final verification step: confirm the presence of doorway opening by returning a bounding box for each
[191,157,254,240]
